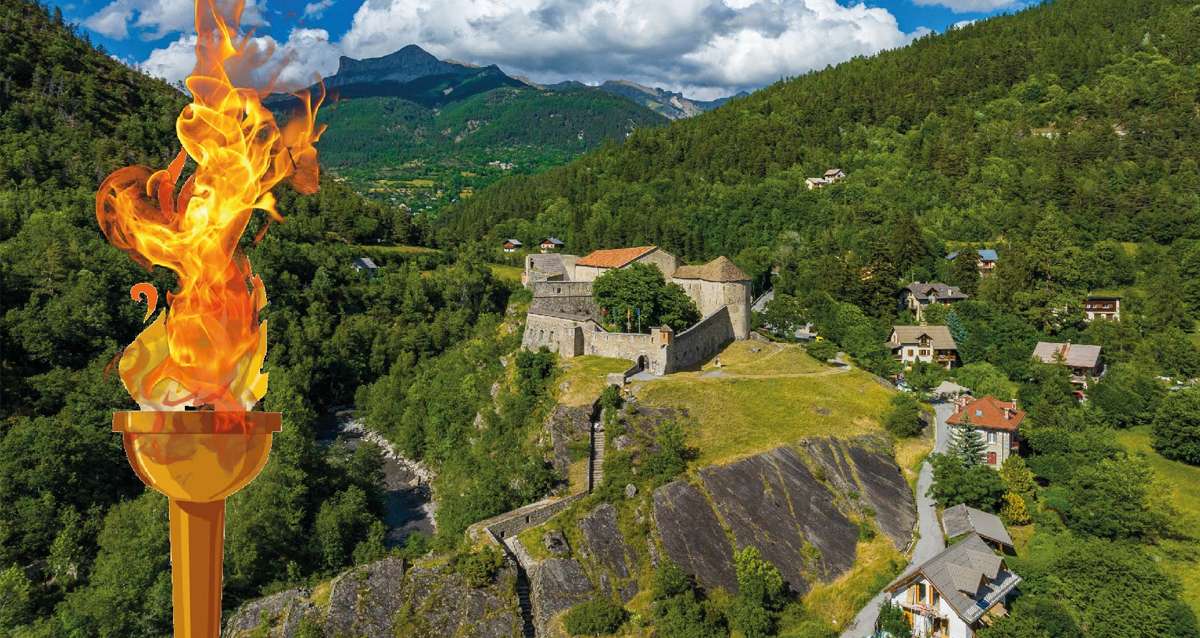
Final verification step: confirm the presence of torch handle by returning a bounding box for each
[169,499,226,638]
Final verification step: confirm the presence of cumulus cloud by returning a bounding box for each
[303,0,335,20]
[84,0,267,40]
[911,0,1019,13]
[335,0,926,99]
[140,27,338,92]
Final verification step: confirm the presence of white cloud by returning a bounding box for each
[84,0,267,41]
[335,0,927,99]
[911,0,1019,13]
[303,0,335,20]
[140,27,339,92]
[951,19,977,29]
[130,0,936,99]
[140,34,197,83]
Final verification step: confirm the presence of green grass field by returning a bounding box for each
[487,263,524,284]
[633,343,893,467]
[558,355,634,407]
[1116,426,1200,615]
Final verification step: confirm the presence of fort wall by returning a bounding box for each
[667,307,735,372]
[586,331,669,375]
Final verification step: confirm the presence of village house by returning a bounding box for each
[1032,342,1103,386]
[902,282,970,321]
[502,238,522,253]
[942,504,1015,553]
[946,396,1024,468]
[888,325,959,369]
[540,237,564,252]
[351,256,379,277]
[884,533,1021,638]
[1083,295,1121,322]
[945,249,999,277]
[805,168,847,190]
[520,246,752,375]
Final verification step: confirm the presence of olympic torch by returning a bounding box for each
[95,0,324,635]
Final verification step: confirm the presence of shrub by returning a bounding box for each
[884,394,925,438]
[454,546,504,588]
[928,453,1006,511]
[563,598,627,636]
[1151,386,1200,466]
[1000,492,1031,525]
[806,339,838,362]
[876,601,912,638]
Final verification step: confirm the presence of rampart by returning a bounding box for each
[667,307,735,372]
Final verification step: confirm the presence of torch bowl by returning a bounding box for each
[112,411,282,503]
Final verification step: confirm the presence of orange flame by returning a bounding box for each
[97,0,324,412]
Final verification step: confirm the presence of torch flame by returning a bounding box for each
[97,0,324,412]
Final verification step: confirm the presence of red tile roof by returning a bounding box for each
[947,396,1025,432]
[576,246,657,269]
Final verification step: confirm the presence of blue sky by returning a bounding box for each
[49,0,1039,99]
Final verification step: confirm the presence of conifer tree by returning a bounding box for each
[950,418,988,467]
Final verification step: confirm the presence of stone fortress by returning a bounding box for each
[522,245,752,375]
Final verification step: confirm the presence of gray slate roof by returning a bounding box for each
[889,325,957,351]
[351,256,378,270]
[905,282,969,302]
[1032,342,1102,369]
[942,504,1014,548]
[888,533,1021,625]
[527,254,569,280]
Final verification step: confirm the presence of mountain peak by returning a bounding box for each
[330,45,466,87]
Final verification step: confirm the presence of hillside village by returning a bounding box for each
[6,1,1200,638]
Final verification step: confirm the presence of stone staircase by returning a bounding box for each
[588,421,605,492]
[514,565,537,638]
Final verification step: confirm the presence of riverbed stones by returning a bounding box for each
[652,479,737,592]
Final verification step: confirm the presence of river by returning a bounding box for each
[319,411,436,547]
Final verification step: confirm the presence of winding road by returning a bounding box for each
[839,400,954,637]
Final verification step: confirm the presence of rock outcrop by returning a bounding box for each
[652,479,738,592]
[546,404,593,478]
[700,446,858,593]
[528,558,595,634]
[801,438,917,550]
[652,436,915,596]
[223,557,521,638]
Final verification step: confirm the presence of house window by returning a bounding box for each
[919,349,930,356]
[987,431,997,444]
[932,590,940,607]
[906,348,915,357]
[917,582,927,603]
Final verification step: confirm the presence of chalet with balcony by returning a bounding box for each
[884,533,1021,638]
[1083,295,1121,322]
[1032,342,1103,387]
[946,396,1024,468]
[889,325,959,369]
[902,282,970,321]
[540,237,565,252]
[502,239,522,253]
[946,249,999,277]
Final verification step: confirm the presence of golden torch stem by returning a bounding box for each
[169,499,226,638]
[113,411,280,638]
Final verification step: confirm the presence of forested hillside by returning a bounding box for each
[0,2,524,635]
[440,0,1199,256]
[272,45,668,216]
[437,0,1200,635]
